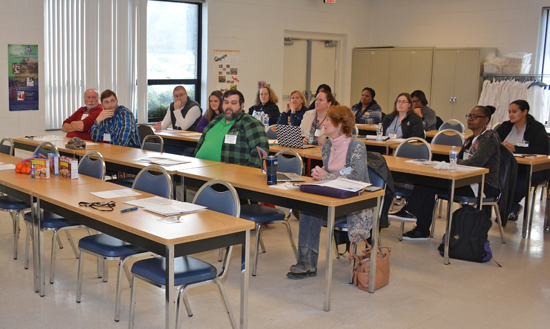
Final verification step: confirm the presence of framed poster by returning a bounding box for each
[213,50,240,92]
[8,44,39,111]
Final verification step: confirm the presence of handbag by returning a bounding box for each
[349,232,391,291]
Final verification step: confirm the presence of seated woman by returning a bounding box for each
[248,86,280,125]
[495,100,549,221]
[351,87,382,124]
[382,93,424,139]
[277,89,309,126]
[411,90,437,130]
[288,105,373,279]
[391,106,500,239]
[300,90,339,147]
[196,90,223,133]
[308,84,332,110]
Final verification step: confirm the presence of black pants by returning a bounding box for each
[402,184,498,234]
[513,167,547,206]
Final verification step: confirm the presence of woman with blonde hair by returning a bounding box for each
[277,89,309,126]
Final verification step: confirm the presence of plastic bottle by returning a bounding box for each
[263,113,269,130]
[449,146,458,171]
[376,123,383,141]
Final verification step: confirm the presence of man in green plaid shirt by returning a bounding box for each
[195,89,269,168]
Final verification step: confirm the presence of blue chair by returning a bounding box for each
[431,129,465,147]
[33,141,60,157]
[0,138,29,260]
[240,149,302,276]
[439,119,465,133]
[137,124,154,144]
[266,124,277,139]
[22,151,101,283]
[76,164,172,322]
[142,135,164,152]
[391,138,432,240]
[128,179,240,329]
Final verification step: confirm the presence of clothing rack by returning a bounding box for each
[482,73,550,82]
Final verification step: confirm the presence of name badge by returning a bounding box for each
[81,113,89,120]
[314,129,321,137]
[517,141,529,147]
[103,133,111,142]
[340,167,352,175]
[224,134,237,144]
[463,152,471,160]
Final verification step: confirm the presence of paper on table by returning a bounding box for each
[34,135,66,141]
[388,138,407,143]
[365,135,389,141]
[405,159,441,166]
[269,183,300,190]
[0,164,15,170]
[302,177,371,192]
[124,196,175,208]
[184,132,203,137]
[513,153,546,158]
[124,196,206,215]
[455,165,485,172]
[140,157,191,166]
[90,189,142,199]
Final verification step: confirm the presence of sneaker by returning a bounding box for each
[508,205,523,222]
[402,227,430,240]
[389,209,417,222]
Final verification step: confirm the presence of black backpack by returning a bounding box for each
[437,206,493,263]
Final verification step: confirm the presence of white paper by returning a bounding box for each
[90,189,142,199]
[144,203,206,216]
[388,138,407,143]
[140,157,191,166]
[269,183,301,190]
[302,178,371,192]
[0,164,15,170]
[365,135,389,141]
[455,165,485,172]
[124,196,175,208]
[34,135,65,141]
[513,153,546,158]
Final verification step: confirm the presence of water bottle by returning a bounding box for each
[376,123,383,141]
[265,155,278,185]
[449,146,458,171]
[263,113,269,130]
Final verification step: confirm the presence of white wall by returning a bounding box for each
[203,0,372,110]
[370,0,547,66]
[0,0,46,139]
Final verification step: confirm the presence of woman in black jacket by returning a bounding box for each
[382,93,424,139]
[495,99,549,221]
[248,86,280,125]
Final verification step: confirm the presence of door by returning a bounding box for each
[453,49,481,127]
[431,50,457,122]
[350,49,391,112]
[282,39,308,104]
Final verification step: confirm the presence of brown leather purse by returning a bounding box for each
[349,233,391,291]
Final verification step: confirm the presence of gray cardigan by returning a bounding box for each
[457,129,501,190]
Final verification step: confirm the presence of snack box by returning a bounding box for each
[59,156,79,179]
[48,153,59,175]
[31,159,50,179]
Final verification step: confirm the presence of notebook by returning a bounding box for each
[256,146,306,182]
[275,125,316,149]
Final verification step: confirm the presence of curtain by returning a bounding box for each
[44,0,146,130]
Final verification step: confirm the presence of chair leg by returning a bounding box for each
[218,248,223,262]
[529,186,537,229]
[76,250,84,303]
[430,198,440,238]
[97,257,103,278]
[128,276,137,329]
[65,230,79,258]
[252,223,262,276]
[11,211,20,260]
[123,263,132,286]
[398,222,404,241]
[24,222,31,269]
[176,285,193,329]
[56,233,64,250]
[282,219,298,259]
[214,279,238,329]
[493,204,505,244]
[114,257,129,322]
[50,229,59,284]
[102,259,108,282]
[259,235,266,253]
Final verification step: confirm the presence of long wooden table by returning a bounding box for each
[176,163,384,311]
[0,160,254,329]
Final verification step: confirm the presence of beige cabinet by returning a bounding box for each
[350,48,391,111]
[431,48,496,126]
[350,47,433,113]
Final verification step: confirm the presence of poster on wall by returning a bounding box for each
[213,50,240,92]
[8,44,39,111]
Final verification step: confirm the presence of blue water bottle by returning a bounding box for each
[265,155,278,185]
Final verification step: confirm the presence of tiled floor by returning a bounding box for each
[0,197,549,329]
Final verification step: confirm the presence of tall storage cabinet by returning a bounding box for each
[350,48,391,111]
[350,47,433,113]
[431,48,496,126]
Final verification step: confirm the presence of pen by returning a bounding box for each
[120,207,138,213]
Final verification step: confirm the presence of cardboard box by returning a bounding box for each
[31,159,50,179]
[48,153,59,175]
[59,156,78,179]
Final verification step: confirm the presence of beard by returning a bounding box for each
[224,107,242,121]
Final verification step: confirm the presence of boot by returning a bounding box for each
[288,247,317,274]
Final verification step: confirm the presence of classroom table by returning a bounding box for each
[176,163,384,311]
[0,162,254,329]
[355,124,471,141]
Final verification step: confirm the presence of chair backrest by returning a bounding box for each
[492,121,502,130]
[367,167,386,190]
[193,179,240,217]
[394,137,432,160]
[435,116,444,130]
[352,125,359,135]
[266,124,277,139]
[439,119,465,133]
[141,135,164,152]
[0,138,14,155]
[78,151,106,180]
[132,165,173,198]
[431,129,465,147]
[137,124,155,143]
[275,149,303,175]
[33,141,59,157]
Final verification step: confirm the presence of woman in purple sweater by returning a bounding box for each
[196,90,223,133]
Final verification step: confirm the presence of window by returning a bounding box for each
[147,0,201,122]
[538,7,550,83]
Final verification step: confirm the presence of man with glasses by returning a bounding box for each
[153,86,202,131]
[411,90,437,130]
